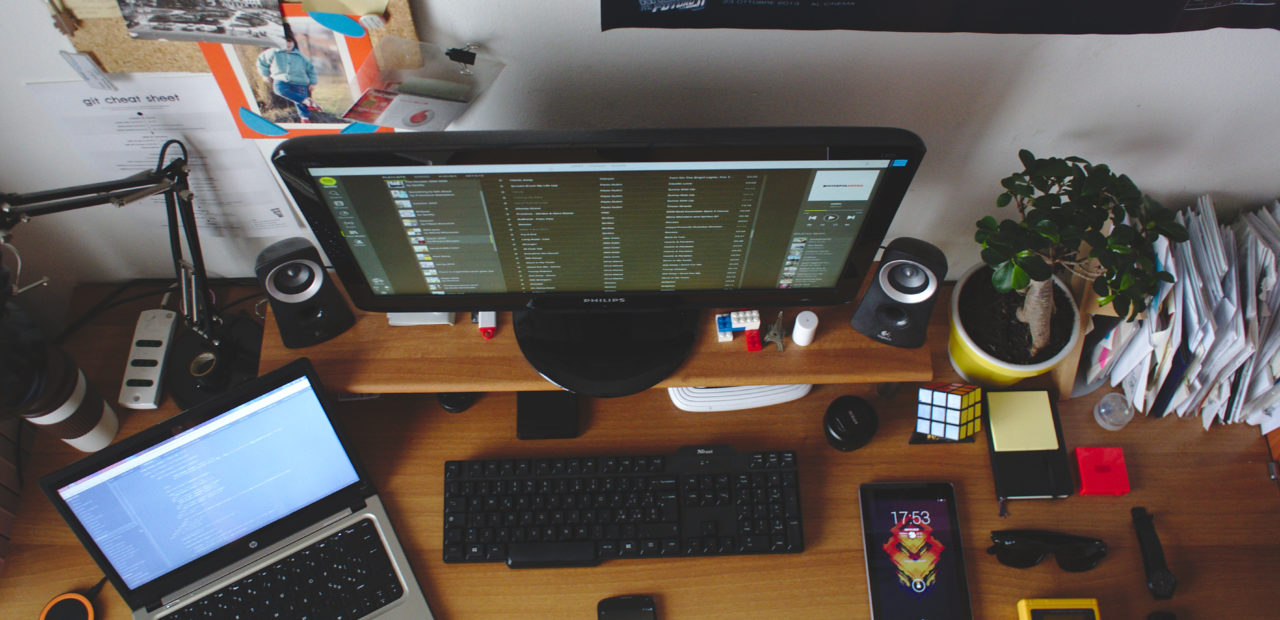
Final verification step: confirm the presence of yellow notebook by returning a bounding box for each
[986,390,1059,452]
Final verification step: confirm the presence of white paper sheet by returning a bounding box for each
[26,74,301,238]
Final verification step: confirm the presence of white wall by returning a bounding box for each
[3,1,1279,333]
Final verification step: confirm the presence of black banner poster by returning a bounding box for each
[602,1,1280,34]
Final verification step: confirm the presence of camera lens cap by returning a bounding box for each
[824,395,879,452]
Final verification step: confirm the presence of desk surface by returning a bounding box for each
[257,285,933,393]
[2,284,1279,619]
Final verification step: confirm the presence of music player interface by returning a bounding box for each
[311,160,889,296]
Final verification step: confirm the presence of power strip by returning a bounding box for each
[667,384,813,412]
[118,309,177,410]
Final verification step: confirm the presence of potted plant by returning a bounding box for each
[949,149,1189,386]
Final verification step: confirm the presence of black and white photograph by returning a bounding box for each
[116,0,288,47]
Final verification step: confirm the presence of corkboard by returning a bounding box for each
[68,15,207,73]
[66,0,418,75]
[370,0,423,71]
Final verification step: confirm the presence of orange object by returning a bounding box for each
[40,592,94,620]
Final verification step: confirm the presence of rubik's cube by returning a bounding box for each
[916,382,982,441]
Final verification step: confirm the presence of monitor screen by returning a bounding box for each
[271,127,925,314]
[271,128,925,395]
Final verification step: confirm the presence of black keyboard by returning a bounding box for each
[443,445,803,568]
[167,518,403,619]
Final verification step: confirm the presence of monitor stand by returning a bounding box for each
[512,307,700,397]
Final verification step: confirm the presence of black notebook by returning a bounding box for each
[983,390,1073,512]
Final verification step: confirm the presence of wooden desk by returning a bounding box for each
[257,287,933,393]
[2,284,1279,619]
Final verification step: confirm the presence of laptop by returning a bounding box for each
[40,358,434,619]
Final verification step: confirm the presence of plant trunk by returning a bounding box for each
[1015,278,1055,357]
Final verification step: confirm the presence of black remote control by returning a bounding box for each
[1132,507,1177,600]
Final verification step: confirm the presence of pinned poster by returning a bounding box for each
[199,4,390,138]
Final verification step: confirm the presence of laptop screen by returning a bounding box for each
[54,375,360,590]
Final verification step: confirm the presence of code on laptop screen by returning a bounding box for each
[56,377,360,590]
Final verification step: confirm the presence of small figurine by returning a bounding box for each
[762,311,785,352]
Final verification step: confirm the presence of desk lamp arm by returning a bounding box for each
[0,141,215,346]
[1,140,261,408]
[1,168,171,224]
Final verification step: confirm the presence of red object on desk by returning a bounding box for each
[1075,446,1130,495]
[478,311,496,340]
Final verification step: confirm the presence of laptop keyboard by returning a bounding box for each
[165,518,403,620]
[443,445,803,568]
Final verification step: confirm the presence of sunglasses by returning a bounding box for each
[987,530,1107,572]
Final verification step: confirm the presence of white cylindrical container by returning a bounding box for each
[792,311,818,346]
[24,366,119,452]
[4,344,119,453]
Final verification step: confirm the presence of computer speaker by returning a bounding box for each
[255,237,355,349]
[850,237,947,349]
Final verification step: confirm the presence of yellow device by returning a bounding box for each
[1017,598,1100,619]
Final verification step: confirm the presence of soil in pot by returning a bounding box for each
[957,267,1075,366]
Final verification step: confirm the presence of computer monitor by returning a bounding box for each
[271,127,925,396]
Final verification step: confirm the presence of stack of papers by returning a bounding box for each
[1087,195,1280,434]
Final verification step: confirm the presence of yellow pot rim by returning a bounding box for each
[949,263,1081,373]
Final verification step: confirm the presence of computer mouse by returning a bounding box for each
[824,395,879,452]
[437,392,480,413]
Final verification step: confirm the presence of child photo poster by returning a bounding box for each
[200,5,386,138]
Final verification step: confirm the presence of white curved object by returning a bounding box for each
[667,384,813,412]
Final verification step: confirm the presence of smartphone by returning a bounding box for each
[859,482,973,620]
[597,594,657,620]
[515,390,580,439]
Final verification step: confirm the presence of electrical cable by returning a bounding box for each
[219,291,266,314]
[54,282,178,345]
[37,574,109,620]
[48,279,153,343]
[54,278,259,344]
[85,575,109,600]
[157,139,187,171]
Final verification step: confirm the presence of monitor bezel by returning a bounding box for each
[271,127,925,313]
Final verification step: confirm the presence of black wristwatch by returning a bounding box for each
[1132,507,1177,600]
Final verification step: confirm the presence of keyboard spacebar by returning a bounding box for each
[506,541,599,568]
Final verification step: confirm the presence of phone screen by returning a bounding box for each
[859,483,972,620]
